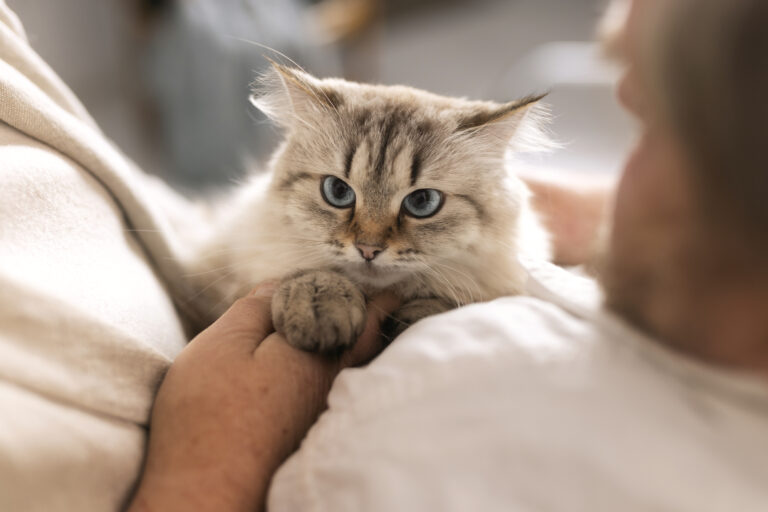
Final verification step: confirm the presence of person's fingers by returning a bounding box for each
[190,280,279,352]
[342,292,401,367]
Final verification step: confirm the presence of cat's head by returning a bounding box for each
[251,63,548,292]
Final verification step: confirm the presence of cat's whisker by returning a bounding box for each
[261,236,331,244]
[365,301,399,328]
[478,234,523,255]
[187,242,331,284]
[418,263,464,307]
[124,228,163,233]
[428,260,483,303]
[182,258,256,277]
[185,267,243,303]
[206,241,327,256]
[437,268,473,306]
[425,258,482,305]
[425,254,485,287]
[193,237,331,259]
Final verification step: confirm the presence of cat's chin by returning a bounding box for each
[341,262,410,289]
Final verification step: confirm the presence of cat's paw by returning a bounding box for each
[382,297,454,342]
[272,270,367,354]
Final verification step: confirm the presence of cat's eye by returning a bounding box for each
[321,176,356,208]
[402,189,444,218]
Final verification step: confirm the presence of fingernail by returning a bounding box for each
[251,280,279,298]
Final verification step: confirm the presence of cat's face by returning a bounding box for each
[253,65,545,290]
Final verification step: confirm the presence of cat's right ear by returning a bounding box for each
[455,94,554,156]
[249,62,341,129]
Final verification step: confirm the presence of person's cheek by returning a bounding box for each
[617,69,645,119]
[613,126,694,249]
[613,132,651,234]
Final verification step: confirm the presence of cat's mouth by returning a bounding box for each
[356,262,382,275]
[342,262,409,288]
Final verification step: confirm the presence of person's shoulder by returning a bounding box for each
[399,293,593,367]
[325,291,603,416]
[270,294,647,511]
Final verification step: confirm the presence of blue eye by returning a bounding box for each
[321,176,356,208]
[402,189,444,218]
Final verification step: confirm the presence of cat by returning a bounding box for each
[187,63,551,352]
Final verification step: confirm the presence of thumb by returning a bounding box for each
[191,280,279,353]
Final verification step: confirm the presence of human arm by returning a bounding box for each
[127,283,398,512]
[521,171,616,267]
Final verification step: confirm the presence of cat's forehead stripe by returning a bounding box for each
[342,103,443,191]
[373,117,396,178]
[343,143,356,179]
[347,138,369,183]
[410,152,422,186]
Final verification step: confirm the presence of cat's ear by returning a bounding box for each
[455,94,550,154]
[250,62,341,129]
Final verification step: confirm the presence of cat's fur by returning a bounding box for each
[187,64,550,351]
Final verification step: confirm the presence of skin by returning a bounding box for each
[602,0,768,374]
[129,0,768,509]
[127,283,399,512]
[536,0,768,374]
[522,171,613,267]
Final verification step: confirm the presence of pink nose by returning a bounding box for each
[355,243,383,261]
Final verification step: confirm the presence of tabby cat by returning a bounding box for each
[188,63,550,352]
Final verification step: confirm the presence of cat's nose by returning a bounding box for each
[355,243,383,261]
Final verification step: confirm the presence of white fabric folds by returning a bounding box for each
[1,2,768,511]
[269,262,768,512]
[0,2,191,509]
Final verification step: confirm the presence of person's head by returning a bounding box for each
[600,0,768,369]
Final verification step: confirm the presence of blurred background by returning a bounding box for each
[7,0,632,194]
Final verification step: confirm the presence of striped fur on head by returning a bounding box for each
[209,64,552,308]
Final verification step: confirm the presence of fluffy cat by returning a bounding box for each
[187,63,550,352]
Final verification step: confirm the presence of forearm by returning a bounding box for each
[127,287,396,512]
[128,335,338,512]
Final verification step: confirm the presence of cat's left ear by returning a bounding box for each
[250,62,342,129]
[456,94,550,154]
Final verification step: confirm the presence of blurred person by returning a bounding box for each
[1,1,768,512]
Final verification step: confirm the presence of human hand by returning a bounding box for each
[522,174,615,267]
[127,282,399,512]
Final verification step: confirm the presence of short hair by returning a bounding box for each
[601,0,768,259]
[655,0,768,249]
